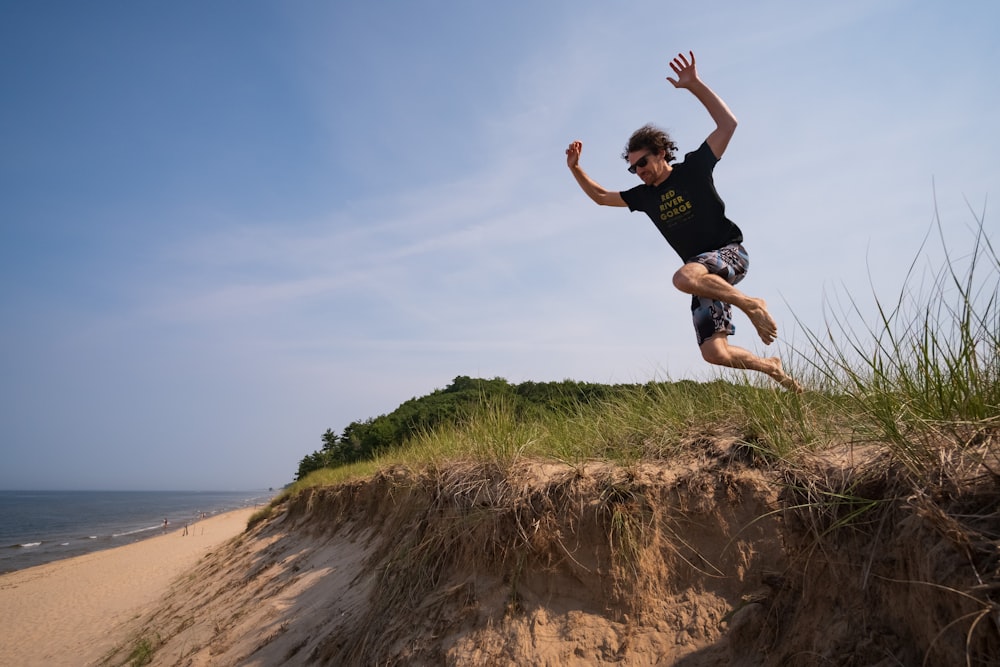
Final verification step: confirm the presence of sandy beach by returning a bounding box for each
[0,507,257,667]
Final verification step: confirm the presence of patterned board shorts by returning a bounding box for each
[689,243,750,346]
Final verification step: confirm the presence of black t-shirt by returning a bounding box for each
[620,141,743,262]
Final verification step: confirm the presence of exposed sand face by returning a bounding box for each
[99,443,1000,666]
[0,507,256,667]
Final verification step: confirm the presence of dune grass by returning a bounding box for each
[792,210,998,478]
[370,379,818,471]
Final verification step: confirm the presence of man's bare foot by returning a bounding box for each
[764,357,803,393]
[743,298,778,345]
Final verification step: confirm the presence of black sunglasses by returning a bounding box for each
[627,152,655,174]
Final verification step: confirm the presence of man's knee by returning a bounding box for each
[672,274,689,293]
[699,336,730,365]
[673,263,703,293]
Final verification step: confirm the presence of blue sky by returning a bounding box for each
[2,1,997,490]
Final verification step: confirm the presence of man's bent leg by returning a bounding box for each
[700,333,803,392]
[674,262,778,344]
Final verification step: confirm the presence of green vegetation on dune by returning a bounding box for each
[293,376,677,480]
[794,210,999,476]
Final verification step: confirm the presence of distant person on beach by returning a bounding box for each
[566,51,801,391]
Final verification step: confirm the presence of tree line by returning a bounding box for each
[295,375,680,480]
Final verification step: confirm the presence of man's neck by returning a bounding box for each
[652,164,673,187]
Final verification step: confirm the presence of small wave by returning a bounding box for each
[112,525,159,538]
[20,542,41,548]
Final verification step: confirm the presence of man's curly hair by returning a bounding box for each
[622,124,678,164]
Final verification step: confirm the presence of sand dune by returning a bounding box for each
[5,438,999,666]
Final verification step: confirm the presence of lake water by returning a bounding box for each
[0,489,275,574]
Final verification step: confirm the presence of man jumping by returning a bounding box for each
[566,51,801,391]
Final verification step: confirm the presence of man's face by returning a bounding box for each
[627,148,666,185]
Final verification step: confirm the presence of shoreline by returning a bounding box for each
[0,489,273,574]
[0,506,257,667]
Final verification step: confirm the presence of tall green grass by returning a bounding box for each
[792,211,998,475]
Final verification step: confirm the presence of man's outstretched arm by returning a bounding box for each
[566,140,627,207]
[666,51,737,160]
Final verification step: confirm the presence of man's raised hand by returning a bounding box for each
[566,140,583,169]
[666,51,698,89]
